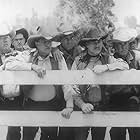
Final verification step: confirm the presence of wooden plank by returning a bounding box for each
[0,111,140,127]
[0,69,139,85]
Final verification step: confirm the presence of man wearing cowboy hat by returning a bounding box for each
[52,27,87,69]
[4,34,75,140]
[107,27,140,140]
[0,24,27,140]
[71,27,129,140]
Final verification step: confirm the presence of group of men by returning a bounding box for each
[0,25,140,140]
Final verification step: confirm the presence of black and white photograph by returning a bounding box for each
[0,0,140,140]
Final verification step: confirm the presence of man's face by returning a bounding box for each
[61,33,80,50]
[12,33,26,51]
[129,40,137,49]
[86,40,103,56]
[35,39,51,58]
[114,42,129,56]
[0,35,12,54]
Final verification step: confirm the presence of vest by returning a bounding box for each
[77,54,108,105]
[21,56,65,102]
[106,51,139,108]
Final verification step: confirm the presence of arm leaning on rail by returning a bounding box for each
[71,55,129,113]
[3,50,75,119]
[92,55,129,74]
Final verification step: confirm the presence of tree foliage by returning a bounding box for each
[12,0,115,36]
[55,0,115,33]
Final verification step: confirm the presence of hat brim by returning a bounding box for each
[108,37,135,43]
[0,30,16,39]
[28,35,60,48]
[52,31,74,42]
[27,35,46,48]
[79,37,101,46]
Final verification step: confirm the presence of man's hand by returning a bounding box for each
[0,65,5,70]
[61,107,73,119]
[81,103,94,113]
[92,65,108,74]
[52,48,63,62]
[31,64,46,78]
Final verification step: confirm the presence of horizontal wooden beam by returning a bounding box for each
[0,69,139,85]
[0,111,140,127]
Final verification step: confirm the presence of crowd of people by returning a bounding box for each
[0,25,140,140]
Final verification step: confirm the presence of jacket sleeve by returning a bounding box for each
[4,51,32,71]
[71,57,85,109]
[107,55,129,70]
[133,50,140,69]
[58,56,75,107]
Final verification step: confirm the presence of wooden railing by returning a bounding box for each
[0,70,140,127]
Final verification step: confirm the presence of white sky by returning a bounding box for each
[0,0,58,26]
[0,0,140,28]
[113,0,140,27]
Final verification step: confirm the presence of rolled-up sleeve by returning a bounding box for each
[71,57,85,109]
[4,51,32,71]
[58,57,76,104]
[107,55,129,70]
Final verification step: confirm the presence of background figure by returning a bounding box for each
[0,26,23,140]
[6,28,29,140]
[52,27,88,69]
[108,28,140,140]
[52,27,88,140]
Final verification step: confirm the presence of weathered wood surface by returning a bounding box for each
[0,69,139,85]
[0,111,139,127]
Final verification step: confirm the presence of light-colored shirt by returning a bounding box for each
[1,52,21,98]
[4,50,75,103]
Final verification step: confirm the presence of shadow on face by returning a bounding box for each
[35,39,52,58]
[114,42,129,56]
[12,33,26,51]
[86,40,103,56]
[61,33,82,50]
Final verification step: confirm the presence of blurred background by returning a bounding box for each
[0,0,139,36]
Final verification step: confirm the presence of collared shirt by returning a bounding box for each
[72,53,129,108]
[4,50,75,103]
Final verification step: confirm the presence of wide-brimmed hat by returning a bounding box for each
[27,35,61,48]
[110,27,137,43]
[16,28,29,43]
[0,24,15,39]
[52,30,74,42]
[79,27,106,46]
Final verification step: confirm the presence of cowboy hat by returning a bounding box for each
[52,30,74,42]
[79,27,106,46]
[111,27,137,42]
[27,35,61,48]
[0,23,15,39]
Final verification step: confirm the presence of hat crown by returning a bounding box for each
[85,28,101,39]
[0,24,11,36]
[28,35,60,48]
[113,27,137,42]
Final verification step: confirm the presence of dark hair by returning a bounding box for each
[16,28,29,43]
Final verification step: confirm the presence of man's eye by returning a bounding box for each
[15,38,23,41]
